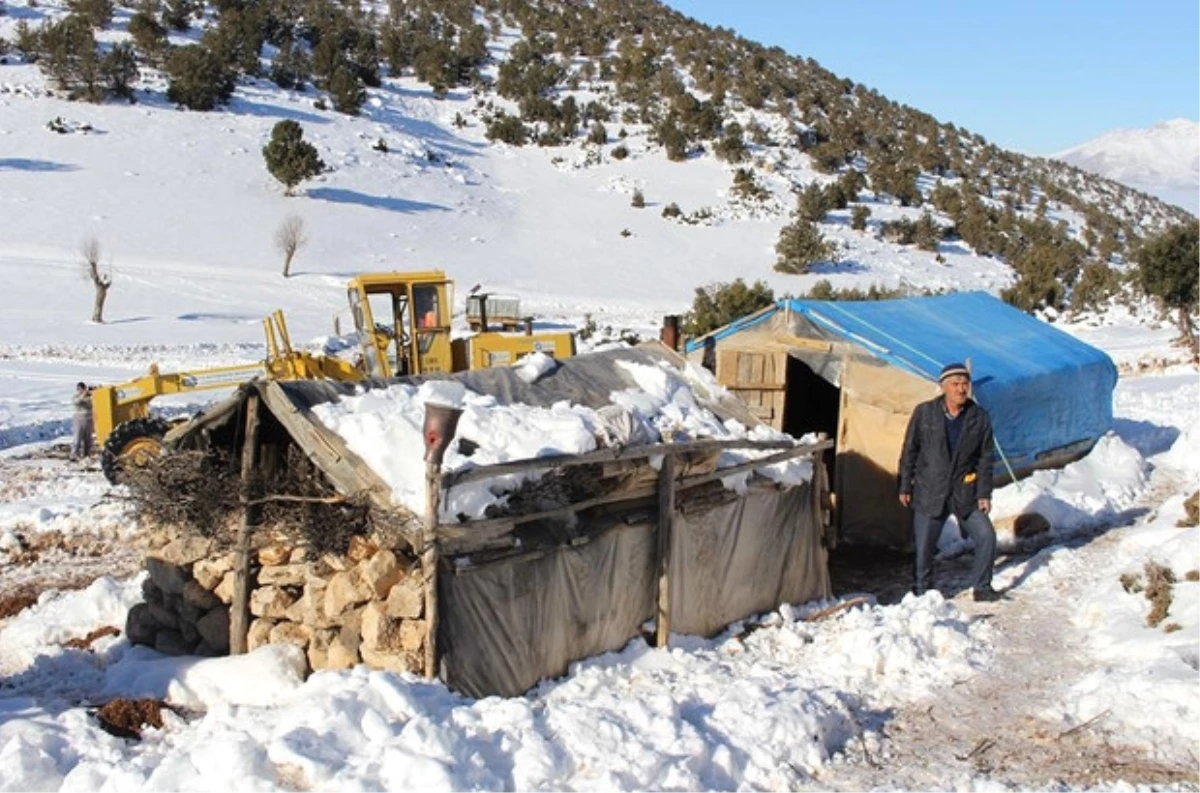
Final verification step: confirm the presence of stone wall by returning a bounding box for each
[125,530,426,675]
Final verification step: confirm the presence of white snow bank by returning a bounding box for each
[0,574,145,678]
[1160,417,1200,475]
[312,358,811,520]
[1065,516,1200,760]
[0,589,987,792]
[990,433,1148,538]
[98,643,309,710]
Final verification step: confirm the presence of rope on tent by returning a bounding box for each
[992,435,1017,484]
[814,302,946,377]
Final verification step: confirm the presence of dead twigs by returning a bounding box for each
[803,596,871,623]
[1057,709,1110,740]
[956,737,996,761]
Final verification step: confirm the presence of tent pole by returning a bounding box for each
[655,453,676,648]
[230,393,262,655]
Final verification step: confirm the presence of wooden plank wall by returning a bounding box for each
[716,348,788,430]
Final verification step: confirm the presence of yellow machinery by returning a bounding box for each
[97,271,575,482]
[95,310,363,482]
[344,271,574,379]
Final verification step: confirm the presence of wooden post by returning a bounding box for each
[422,460,441,678]
[230,394,262,655]
[419,401,460,680]
[655,452,676,648]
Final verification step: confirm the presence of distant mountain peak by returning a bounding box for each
[1054,119,1199,215]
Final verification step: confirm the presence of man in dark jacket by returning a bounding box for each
[898,362,1001,602]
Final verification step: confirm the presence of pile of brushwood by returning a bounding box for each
[122,445,371,556]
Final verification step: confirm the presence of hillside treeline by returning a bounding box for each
[3,0,1194,325]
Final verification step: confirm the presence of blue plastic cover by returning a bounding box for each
[691,292,1118,475]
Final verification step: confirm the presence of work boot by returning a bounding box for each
[972,585,1003,602]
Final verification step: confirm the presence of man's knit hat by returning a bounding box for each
[939,362,970,382]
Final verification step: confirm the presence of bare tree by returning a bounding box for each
[81,236,112,323]
[274,214,308,278]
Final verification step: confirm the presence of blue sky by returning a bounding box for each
[661,1,1199,155]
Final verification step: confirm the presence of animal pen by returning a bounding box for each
[125,346,833,698]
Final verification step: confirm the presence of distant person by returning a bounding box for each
[71,382,95,461]
[897,362,1001,602]
[414,288,438,329]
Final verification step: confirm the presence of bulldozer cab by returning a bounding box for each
[347,272,454,378]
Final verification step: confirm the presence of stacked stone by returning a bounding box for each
[246,535,425,674]
[126,533,426,675]
[125,535,232,657]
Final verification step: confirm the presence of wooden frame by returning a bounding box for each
[421,434,834,671]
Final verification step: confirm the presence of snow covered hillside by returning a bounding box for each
[1055,118,1200,215]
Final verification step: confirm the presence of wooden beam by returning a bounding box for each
[442,437,798,489]
[672,439,833,492]
[230,394,261,655]
[422,460,441,679]
[655,453,676,648]
[434,439,835,554]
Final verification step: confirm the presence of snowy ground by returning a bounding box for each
[0,329,1196,791]
[1,16,1198,787]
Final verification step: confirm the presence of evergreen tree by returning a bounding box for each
[713,121,747,163]
[262,119,325,195]
[654,114,688,161]
[270,37,311,90]
[67,0,114,29]
[327,64,365,114]
[586,120,607,145]
[127,10,168,65]
[683,278,775,337]
[850,205,870,231]
[202,6,267,77]
[161,0,193,31]
[774,217,835,274]
[913,211,942,251]
[1136,221,1199,355]
[102,41,138,100]
[166,45,236,109]
[796,182,830,222]
[35,15,101,99]
[485,111,529,146]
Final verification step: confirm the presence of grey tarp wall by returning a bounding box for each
[438,479,829,698]
[439,519,658,699]
[670,479,826,638]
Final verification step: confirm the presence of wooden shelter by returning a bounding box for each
[145,344,833,697]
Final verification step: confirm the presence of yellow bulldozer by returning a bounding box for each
[95,270,575,483]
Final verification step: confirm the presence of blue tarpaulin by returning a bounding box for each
[688,291,1118,476]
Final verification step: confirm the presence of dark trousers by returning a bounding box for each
[913,509,996,593]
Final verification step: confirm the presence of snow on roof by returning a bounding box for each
[309,350,813,520]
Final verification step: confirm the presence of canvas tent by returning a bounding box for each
[684,291,1118,549]
[157,344,832,698]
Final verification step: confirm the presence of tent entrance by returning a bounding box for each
[781,356,840,440]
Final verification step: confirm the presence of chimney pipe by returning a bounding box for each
[660,315,681,351]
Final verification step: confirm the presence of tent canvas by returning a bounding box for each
[685,291,1118,548]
